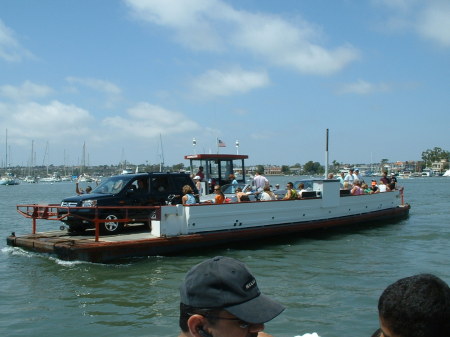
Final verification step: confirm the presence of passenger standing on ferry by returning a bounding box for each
[344,169,355,186]
[353,169,364,183]
[229,174,238,193]
[193,176,203,197]
[389,173,397,190]
[76,181,92,195]
[182,185,197,205]
[337,172,345,187]
[196,166,205,181]
[283,182,298,200]
[380,172,390,185]
[253,171,269,191]
[177,256,285,337]
[213,185,225,204]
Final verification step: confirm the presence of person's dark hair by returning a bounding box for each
[179,303,221,332]
[378,274,450,337]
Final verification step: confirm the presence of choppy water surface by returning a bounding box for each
[1,177,449,337]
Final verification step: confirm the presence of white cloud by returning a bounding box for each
[66,77,123,108]
[372,0,450,48]
[1,101,93,142]
[417,1,450,47]
[0,81,54,101]
[191,68,269,97]
[124,0,359,75]
[336,80,390,95]
[102,102,200,137]
[231,13,359,75]
[0,19,33,62]
[124,0,231,51]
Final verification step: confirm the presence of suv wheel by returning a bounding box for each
[102,214,124,234]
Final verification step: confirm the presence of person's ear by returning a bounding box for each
[187,314,209,337]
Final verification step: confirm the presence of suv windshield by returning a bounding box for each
[92,175,134,194]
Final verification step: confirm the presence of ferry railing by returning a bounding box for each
[16,204,162,242]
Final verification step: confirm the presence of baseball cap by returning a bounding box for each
[180,256,285,324]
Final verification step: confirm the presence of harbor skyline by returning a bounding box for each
[1,0,449,166]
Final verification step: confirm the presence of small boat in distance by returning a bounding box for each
[23,176,38,183]
[421,168,435,177]
[0,172,19,185]
[39,172,62,183]
[397,171,412,179]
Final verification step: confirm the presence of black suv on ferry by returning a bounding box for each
[59,172,198,235]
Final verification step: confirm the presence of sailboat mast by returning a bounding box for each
[324,128,329,178]
[82,142,86,175]
[159,134,165,172]
[5,128,8,169]
[29,140,34,176]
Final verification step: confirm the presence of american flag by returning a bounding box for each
[218,139,226,147]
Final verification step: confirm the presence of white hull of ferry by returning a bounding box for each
[151,180,407,238]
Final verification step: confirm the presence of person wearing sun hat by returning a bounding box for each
[178,256,285,337]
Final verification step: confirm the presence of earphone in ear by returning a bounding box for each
[198,327,213,337]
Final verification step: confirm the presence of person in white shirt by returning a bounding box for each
[378,180,387,192]
[253,171,269,191]
[344,169,355,186]
[353,169,364,183]
[297,183,308,198]
[260,186,276,201]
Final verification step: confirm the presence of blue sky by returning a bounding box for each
[1,0,449,168]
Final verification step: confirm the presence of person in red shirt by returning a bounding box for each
[214,185,225,204]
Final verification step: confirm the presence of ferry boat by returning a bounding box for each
[6,153,410,263]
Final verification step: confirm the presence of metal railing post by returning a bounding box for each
[32,217,36,234]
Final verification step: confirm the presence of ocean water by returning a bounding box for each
[0,177,449,337]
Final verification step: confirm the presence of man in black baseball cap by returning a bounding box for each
[178,256,285,337]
